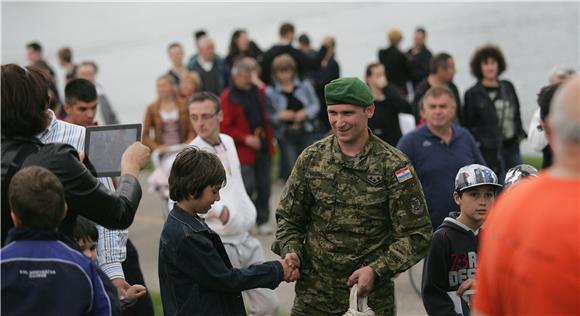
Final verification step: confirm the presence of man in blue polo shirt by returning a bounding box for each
[397,86,485,230]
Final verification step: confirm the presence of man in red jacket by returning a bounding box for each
[220,60,276,235]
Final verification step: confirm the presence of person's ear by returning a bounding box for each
[544,117,553,146]
[366,104,375,119]
[453,191,461,206]
[62,203,69,220]
[10,211,22,228]
[218,110,224,123]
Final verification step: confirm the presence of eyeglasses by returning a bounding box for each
[190,112,218,122]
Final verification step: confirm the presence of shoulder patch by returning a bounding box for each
[395,166,412,183]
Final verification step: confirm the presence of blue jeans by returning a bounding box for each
[241,150,272,226]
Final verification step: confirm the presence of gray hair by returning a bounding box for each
[231,60,254,76]
[551,75,580,143]
[420,85,456,110]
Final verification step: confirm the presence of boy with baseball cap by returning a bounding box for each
[421,164,502,316]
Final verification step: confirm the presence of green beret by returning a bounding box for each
[324,77,374,107]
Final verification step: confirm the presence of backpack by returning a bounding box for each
[1,141,41,245]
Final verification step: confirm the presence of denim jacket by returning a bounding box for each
[158,205,283,316]
[266,78,320,135]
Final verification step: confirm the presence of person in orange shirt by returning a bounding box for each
[473,75,580,315]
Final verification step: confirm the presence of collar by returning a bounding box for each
[279,38,292,46]
[418,124,461,141]
[197,56,214,72]
[36,109,58,140]
[274,78,301,91]
[329,130,376,171]
[4,227,80,248]
[169,204,211,233]
[444,217,480,235]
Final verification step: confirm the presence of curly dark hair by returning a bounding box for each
[469,44,507,80]
[1,64,50,137]
[169,146,226,202]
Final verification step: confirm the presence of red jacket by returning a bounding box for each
[220,86,275,165]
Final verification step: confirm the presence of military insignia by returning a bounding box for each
[395,166,412,183]
[410,197,424,215]
[367,174,383,186]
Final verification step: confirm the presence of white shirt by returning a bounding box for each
[191,134,257,244]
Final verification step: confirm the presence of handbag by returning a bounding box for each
[342,284,375,316]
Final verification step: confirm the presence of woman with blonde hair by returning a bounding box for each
[266,54,319,180]
[178,71,202,104]
[143,75,194,152]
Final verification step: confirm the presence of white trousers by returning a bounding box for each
[224,236,280,316]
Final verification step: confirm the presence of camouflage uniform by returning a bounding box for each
[272,133,432,316]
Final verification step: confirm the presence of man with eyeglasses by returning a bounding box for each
[188,91,280,315]
[220,60,276,235]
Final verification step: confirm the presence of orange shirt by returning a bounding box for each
[474,172,580,315]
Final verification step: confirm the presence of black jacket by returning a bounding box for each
[260,44,327,85]
[378,46,410,94]
[422,217,479,316]
[1,136,142,244]
[158,205,283,316]
[368,84,412,146]
[463,80,526,150]
[311,57,340,132]
[406,46,432,88]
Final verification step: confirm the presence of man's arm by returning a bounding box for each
[367,160,432,278]
[271,153,314,262]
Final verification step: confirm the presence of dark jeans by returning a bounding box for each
[481,142,522,184]
[277,131,314,181]
[122,239,154,316]
[241,150,272,226]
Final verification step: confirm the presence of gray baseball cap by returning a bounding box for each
[454,164,502,192]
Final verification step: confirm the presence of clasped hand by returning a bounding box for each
[279,252,301,283]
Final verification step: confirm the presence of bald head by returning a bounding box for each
[198,37,215,62]
[550,75,580,144]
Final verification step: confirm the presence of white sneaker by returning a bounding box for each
[257,224,274,235]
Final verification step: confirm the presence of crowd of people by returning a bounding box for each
[1,21,578,316]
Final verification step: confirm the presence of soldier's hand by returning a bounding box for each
[284,252,301,282]
[347,266,376,297]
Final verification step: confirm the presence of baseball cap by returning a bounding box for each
[504,164,538,187]
[454,164,502,192]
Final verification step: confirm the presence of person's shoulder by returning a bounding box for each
[398,126,424,145]
[219,133,236,147]
[54,119,85,134]
[304,134,333,152]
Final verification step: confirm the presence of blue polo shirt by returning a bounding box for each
[397,125,485,229]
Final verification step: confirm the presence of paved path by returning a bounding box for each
[131,173,427,315]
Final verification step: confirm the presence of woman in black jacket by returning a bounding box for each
[1,64,150,244]
[463,45,526,180]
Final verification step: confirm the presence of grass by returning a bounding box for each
[522,155,542,170]
[150,290,163,316]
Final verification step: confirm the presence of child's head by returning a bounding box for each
[168,146,226,213]
[9,166,66,230]
[453,164,502,227]
[504,164,538,188]
[73,216,98,262]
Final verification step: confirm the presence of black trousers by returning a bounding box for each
[122,239,154,316]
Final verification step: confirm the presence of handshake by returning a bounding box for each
[278,252,301,283]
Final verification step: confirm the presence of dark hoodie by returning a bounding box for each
[422,216,480,316]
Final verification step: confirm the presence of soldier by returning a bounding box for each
[272,77,433,315]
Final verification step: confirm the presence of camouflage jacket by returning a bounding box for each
[272,134,432,315]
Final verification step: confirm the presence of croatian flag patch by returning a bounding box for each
[395,166,412,183]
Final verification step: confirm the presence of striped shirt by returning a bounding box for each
[37,110,128,280]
